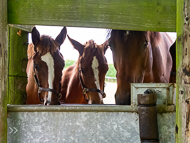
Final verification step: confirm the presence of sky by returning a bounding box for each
[28,26,113,63]
[28,26,176,64]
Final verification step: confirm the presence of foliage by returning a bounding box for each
[65,60,75,68]
[64,60,116,77]
[106,64,116,77]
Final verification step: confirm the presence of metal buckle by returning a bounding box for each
[83,88,89,94]
[102,93,106,98]
[38,88,41,93]
[58,93,62,99]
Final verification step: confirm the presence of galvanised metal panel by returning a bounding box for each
[7,83,176,142]
[7,106,175,143]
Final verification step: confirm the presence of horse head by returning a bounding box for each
[67,35,109,104]
[109,30,173,105]
[26,27,67,105]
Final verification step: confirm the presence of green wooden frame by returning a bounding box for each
[0,0,189,142]
[8,0,176,32]
[176,0,190,142]
[8,27,28,104]
[0,0,8,142]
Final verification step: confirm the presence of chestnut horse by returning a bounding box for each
[60,36,109,104]
[26,27,66,105]
[109,30,176,105]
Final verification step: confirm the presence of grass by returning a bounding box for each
[106,64,116,77]
[65,60,75,68]
[64,60,116,77]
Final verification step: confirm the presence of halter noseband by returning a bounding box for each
[33,63,62,103]
[78,62,106,102]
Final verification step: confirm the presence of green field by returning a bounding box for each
[65,60,116,78]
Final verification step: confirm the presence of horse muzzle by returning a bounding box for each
[115,92,131,105]
[44,100,51,105]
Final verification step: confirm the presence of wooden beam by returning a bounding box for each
[0,0,8,142]
[176,0,190,142]
[8,24,33,32]
[8,0,176,32]
[8,27,28,104]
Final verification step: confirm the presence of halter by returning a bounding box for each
[78,61,106,102]
[33,63,62,103]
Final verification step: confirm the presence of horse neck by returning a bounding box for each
[149,33,172,82]
[26,60,40,104]
[64,63,86,103]
[67,61,82,92]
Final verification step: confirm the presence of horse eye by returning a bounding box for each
[34,64,39,71]
[81,67,85,73]
[142,41,148,48]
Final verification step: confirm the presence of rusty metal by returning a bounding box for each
[138,91,159,143]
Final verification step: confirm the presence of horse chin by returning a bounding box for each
[115,93,131,105]
[88,99,103,104]
[44,100,60,105]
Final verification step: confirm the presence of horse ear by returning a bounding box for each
[67,35,84,56]
[31,27,40,51]
[55,27,67,47]
[102,40,109,54]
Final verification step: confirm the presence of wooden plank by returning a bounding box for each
[176,0,190,142]
[8,77,27,104]
[8,24,33,32]
[8,27,28,104]
[8,27,28,76]
[8,0,176,32]
[0,0,8,142]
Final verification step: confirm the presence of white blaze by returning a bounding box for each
[41,52,54,102]
[91,56,102,99]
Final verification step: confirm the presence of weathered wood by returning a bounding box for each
[8,77,27,104]
[8,27,28,104]
[8,0,176,32]
[176,0,190,142]
[0,0,8,142]
[8,27,28,76]
[8,24,33,32]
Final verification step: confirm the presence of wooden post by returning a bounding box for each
[176,0,190,142]
[8,27,28,104]
[0,0,8,142]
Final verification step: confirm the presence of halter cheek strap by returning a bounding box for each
[33,63,62,103]
[78,62,106,102]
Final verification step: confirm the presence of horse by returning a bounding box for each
[60,35,109,104]
[169,41,176,83]
[26,27,67,105]
[109,30,176,105]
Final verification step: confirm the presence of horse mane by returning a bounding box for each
[27,35,59,59]
[27,43,35,60]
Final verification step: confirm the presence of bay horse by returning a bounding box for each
[60,35,109,104]
[109,30,176,105]
[26,27,66,105]
[169,41,176,83]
